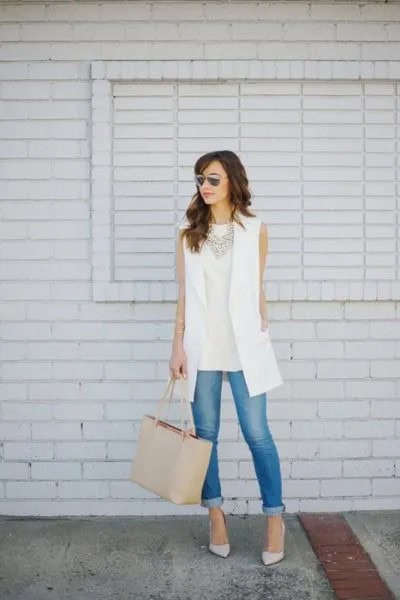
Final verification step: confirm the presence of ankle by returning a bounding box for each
[267,515,283,523]
[209,507,223,515]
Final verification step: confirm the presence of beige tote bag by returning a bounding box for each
[130,376,213,505]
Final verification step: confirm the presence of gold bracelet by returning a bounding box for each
[175,329,185,333]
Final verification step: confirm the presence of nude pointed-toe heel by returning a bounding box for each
[209,511,230,558]
[262,520,285,566]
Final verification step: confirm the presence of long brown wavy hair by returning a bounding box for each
[181,150,256,253]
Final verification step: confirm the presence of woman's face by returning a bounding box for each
[197,160,230,207]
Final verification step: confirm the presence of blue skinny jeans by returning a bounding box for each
[191,369,286,516]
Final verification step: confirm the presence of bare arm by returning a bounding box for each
[169,229,187,379]
[259,222,269,330]
[173,229,185,347]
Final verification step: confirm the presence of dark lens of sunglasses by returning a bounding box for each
[195,175,220,187]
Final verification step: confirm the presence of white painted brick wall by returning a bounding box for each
[0,0,399,516]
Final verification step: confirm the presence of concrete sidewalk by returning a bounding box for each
[0,511,399,600]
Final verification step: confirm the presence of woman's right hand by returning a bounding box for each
[169,344,187,380]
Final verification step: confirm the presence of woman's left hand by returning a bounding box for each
[260,316,268,331]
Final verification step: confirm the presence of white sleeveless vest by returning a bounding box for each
[179,214,284,403]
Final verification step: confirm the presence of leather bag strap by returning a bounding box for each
[154,377,196,438]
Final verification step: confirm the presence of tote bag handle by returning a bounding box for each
[154,377,196,439]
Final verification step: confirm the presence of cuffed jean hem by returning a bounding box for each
[201,496,223,508]
[262,502,286,516]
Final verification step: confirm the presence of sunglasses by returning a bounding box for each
[194,174,228,187]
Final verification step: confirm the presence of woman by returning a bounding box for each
[169,150,286,565]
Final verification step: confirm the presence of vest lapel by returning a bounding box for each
[185,244,207,310]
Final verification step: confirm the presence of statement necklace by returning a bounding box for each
[205,220,234,259]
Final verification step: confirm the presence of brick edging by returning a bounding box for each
[298,513,396,600]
